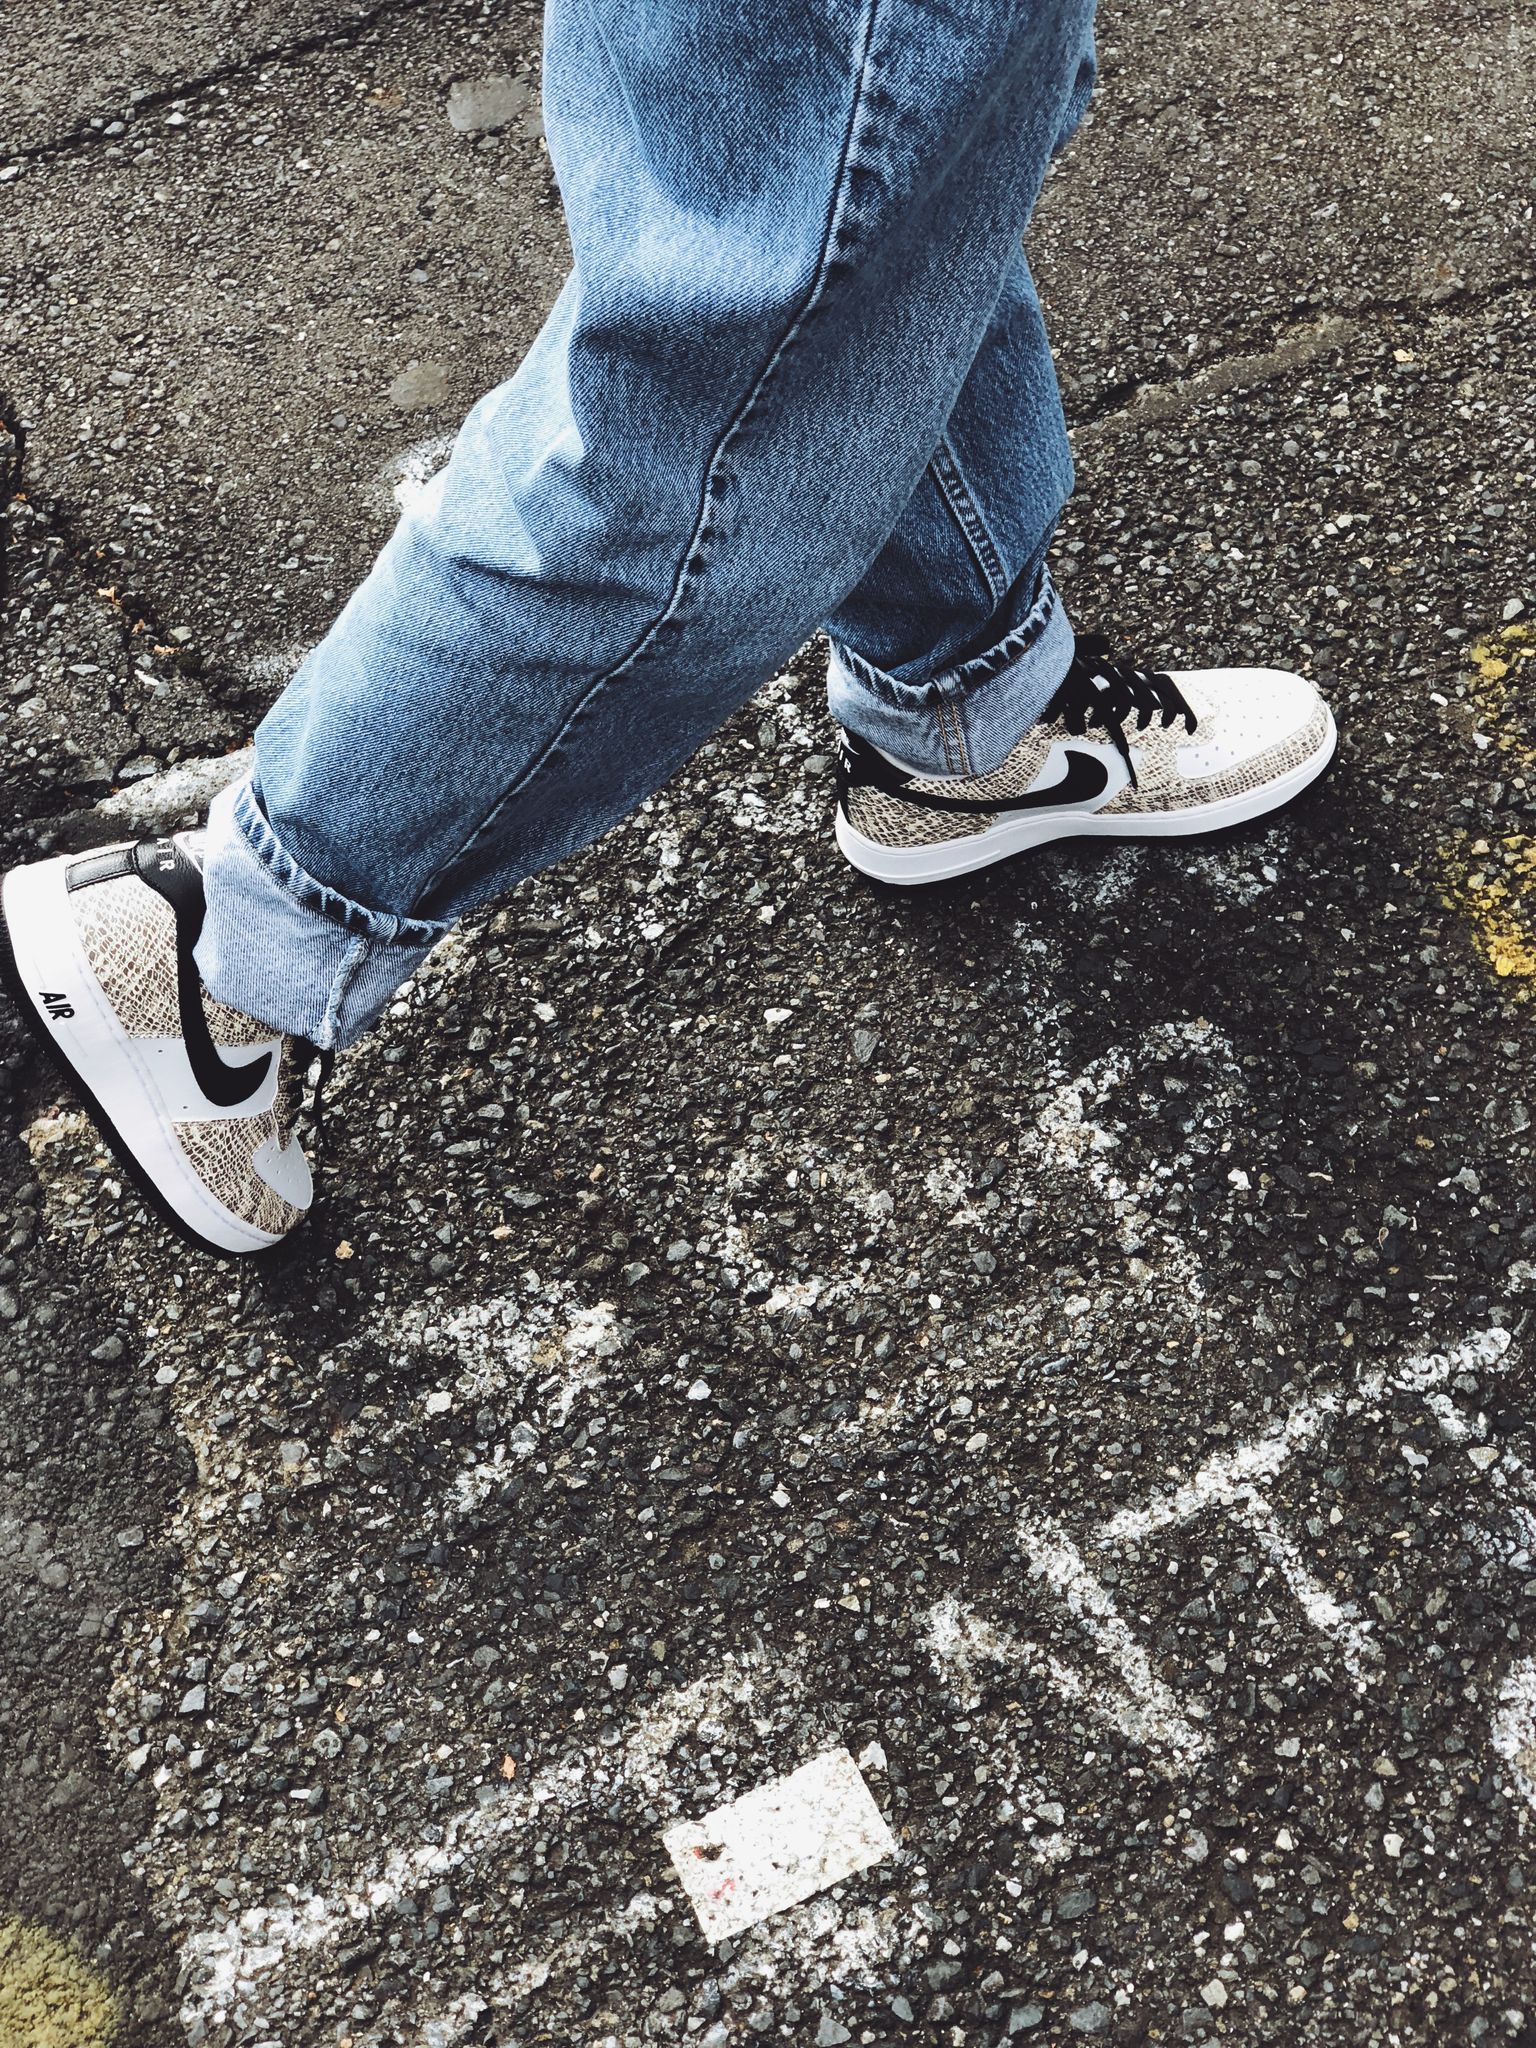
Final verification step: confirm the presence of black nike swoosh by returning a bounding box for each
[132,841,275,1109]
[841,736,1111,817]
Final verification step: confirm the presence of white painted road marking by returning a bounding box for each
[1094,1329,1511,1683]
[1235,1500,1378,1682]
[924,1586,1201,1791]
[926,1330,1520,1798]
[1097,1391,1349,1548]
[174,1322,1528,2039]
[663,1749,896,1942]
[1491,1657,1536,1816]
[178,1656,770,2030]
[922,1599,1078,1860]
[180,1652,897,2036]
[1016,1509,1212,1765]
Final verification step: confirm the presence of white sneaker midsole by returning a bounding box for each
[2,856,285,1254]
[835,710,1337,886]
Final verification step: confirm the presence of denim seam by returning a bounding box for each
[322,936,374,1049]
[412,0,890,915]
[941,576,1061,694]
[832,641,928,710]
[950,697,966,774]
[232,781,450,951]
[933,694,956,774]
[929,435,1008,606]
[943,691,973,775]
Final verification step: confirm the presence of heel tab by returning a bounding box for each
[65,844,137,893]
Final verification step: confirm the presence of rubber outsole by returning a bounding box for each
[0,888,297,1264]
[836,717,1339,888]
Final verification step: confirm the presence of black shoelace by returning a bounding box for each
[0,391,27,630]
[1043,633,1197,789]
[277,1041,337,1155]
[302,1046,337,1154]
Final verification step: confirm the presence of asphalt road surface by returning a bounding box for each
[2,2,1534,2044]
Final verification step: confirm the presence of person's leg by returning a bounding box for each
[823,246,1078,777]
[821,36,1096,772]
[196,0,1101,1049]
[815,35,1335,886]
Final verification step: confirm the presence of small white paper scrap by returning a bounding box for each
[664,1747,895,1941]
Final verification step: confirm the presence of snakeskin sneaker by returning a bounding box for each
[1,836,317,1255]
[834,634,1336,885]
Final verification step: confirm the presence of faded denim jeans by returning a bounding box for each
[199,0,1098,1047]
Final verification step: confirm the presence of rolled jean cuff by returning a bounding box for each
[195,780,450,1050]
[827,570,1075,777]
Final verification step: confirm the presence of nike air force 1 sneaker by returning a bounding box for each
[1,837,316,1255]
[833,634,1337,885]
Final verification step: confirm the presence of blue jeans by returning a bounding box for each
[199,0,1097,1048]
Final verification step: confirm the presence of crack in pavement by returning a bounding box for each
[1,0,486,170]
[1070,272,1536,441]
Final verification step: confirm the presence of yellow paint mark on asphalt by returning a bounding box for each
[1441,627,1536,987]
[1467,623,1536,766]
[0,1914,119,2048]
[1444,834,1536,982]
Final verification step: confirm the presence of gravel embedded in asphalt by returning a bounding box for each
[2,2,1535,2043]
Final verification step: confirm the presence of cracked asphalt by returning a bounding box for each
[2,4,1535,2045]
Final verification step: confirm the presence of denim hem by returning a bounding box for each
[230,781,449,949]
[827,570,1075,777]
[195,781,448,1050]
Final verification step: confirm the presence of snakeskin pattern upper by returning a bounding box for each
[843,672,1329,849]
[75,877,277,1050]
[845,725,1057,847]
[172,1095,307,1238]
[74,871,307,1235]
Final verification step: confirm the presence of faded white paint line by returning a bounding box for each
[663,1749,895,1942]
[1498,1448,1536,1565]
[179,1895,342,2025]
[1235,1505,1377,1682]
[922,1595,1023,1701]
[1102,1328,1513,1547]
[1011,1520,1210,1766]
[401,1889,896,2048]
[1463,1440,1536,1570]
[1491,1657,1536,1815]
[1093,1330,1513,1685]
[1422,1391,1473,1443]
[1030,1020,1238,1304]
[178,1652,782,2032]
[358,1652,768,1912]
[922,1596,1097,1757]
[922,1594,1187,1838]
[379,1290,631,1523]
[921,1599,1076,1858]
[1356,1324,1510,1400]
[385,430,456,515]
[487,1892,668,2002]
[1099,1397,1343,1547]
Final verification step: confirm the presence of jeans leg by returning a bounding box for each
[825,28,1096,775]
[824,248,1079,776]
[200,0,1099,1047]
